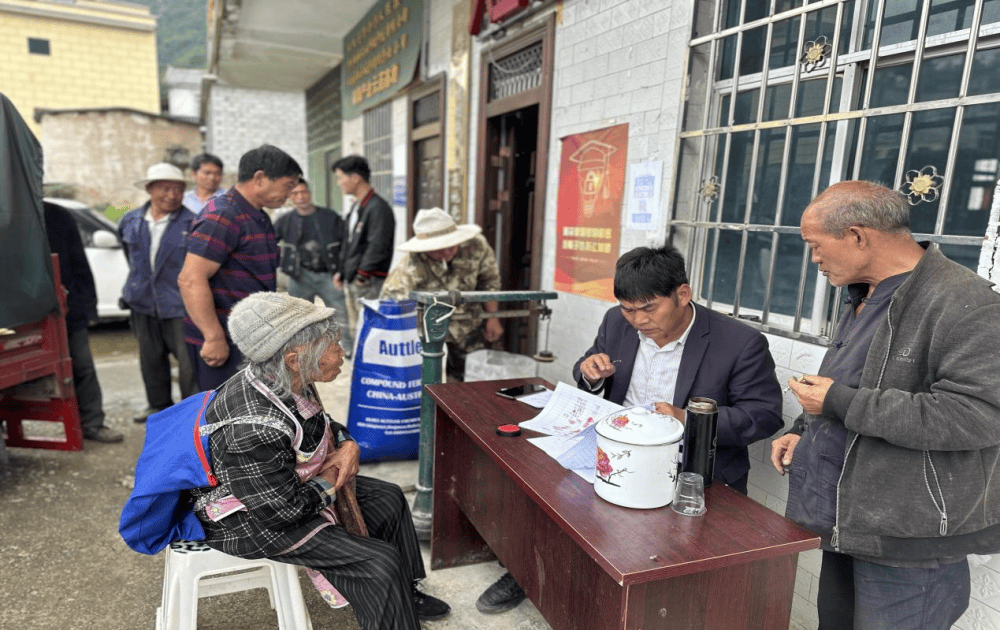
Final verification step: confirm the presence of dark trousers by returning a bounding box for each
[187,341,244,392]
[67,327,104,432]
[818,550,855,629]
[131,312,196,408]
[818,551,969,630]
[274,476,425,630]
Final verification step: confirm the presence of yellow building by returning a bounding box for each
[0,0,159,137]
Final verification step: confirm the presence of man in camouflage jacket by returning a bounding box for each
[380,208,503,380]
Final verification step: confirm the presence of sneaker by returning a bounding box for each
[476,572,525,614]
[83,426,123,443]
[412,585,450,620]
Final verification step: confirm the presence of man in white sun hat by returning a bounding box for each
[118,163,198,422]
[380,208,503,380]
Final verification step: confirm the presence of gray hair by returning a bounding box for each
[815,180,911,237]
[245,315,340,399]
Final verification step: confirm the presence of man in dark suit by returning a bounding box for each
[478,244,784,615]
[575,244,783,491]
[331,155,395,339]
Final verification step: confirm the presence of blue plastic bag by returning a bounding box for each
[347,299,422,462]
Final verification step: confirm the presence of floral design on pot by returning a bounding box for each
[596,446,632,487]
[609,415,641,430]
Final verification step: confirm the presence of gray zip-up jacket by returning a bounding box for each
[818,244,1000,561]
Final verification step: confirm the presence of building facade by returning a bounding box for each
[325,1,1000,627]
[0,0,159,138]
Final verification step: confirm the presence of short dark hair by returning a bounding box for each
[190,153,223,172]
[331,155,371,183]
[237,145,303,183]
[293,178,310,189]
[613,245,689,302]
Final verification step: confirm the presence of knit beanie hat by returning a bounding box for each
[228,292,337,362]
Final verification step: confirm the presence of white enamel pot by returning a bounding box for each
[594,406,685,509]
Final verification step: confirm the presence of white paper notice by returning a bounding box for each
[626,161,662,231]
[518,382,623,437]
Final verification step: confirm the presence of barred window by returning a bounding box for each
[673,0,1000,341]
[363,102,393,197]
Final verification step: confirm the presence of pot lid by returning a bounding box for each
[595,406,684,445]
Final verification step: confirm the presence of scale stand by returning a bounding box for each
[409,289,558,540]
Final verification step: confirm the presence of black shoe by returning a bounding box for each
[476,572,525,614]
[412,585,450,620]
[83,426,123,443]
[133,407,166,423]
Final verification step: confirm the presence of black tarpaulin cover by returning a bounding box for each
[0,92,57,328]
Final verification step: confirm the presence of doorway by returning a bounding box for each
[482,106,538,353]
[475,15,554,357]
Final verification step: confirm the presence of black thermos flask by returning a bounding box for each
[682,397,719,487]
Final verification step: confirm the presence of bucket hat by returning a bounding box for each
[134,163,189,189]
[398,208,481,253]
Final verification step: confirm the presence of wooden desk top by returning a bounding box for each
[427,378,819,587]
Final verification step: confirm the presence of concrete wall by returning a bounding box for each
[40,109,201,212]
[205,85,308,191]
[0,0,159,138]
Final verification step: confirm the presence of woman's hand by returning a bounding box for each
[319,440,361,491]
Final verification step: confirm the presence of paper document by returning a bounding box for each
[518,382,623,437]
[516,388,553,409]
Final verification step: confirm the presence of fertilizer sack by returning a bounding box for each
[346,299,422,462]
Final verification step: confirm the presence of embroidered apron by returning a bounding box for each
[204,373,350,609]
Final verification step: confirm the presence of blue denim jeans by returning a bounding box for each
[852,556,970,630]
[288,269,352,353]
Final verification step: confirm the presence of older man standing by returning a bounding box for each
[380,208,503,381]
[178,145,303,390]
[772,181,1000,629]
[118,163,197,422]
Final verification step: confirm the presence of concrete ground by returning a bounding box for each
[0,324,550,630]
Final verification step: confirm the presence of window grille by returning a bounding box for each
[488,41,543,102]
[363,102,393,199]
[674,0,1000,342]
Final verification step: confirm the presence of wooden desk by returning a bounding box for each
[428,378,819,630]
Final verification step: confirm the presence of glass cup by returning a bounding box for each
[671,472,707,516]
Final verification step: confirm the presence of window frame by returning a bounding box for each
[671,0,1000,343]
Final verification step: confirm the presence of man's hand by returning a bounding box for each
[200,337,230,367]
[484,317,504,342]
[771,434,801,475]
[579,353,617,385]
[333,272,343,290]
[319,440,360,491]
[788,375,834,415]
[653,402,685,422]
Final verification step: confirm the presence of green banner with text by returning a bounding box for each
[341,0,424,120]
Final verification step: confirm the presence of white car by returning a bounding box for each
[46,197,130,321]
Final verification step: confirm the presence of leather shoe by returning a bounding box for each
[412,584,450,620]
[83,426,123,443]
[476,572,525,614]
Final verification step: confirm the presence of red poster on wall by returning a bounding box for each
[554,123,628,301]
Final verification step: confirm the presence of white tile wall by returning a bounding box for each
[206,85,308,180]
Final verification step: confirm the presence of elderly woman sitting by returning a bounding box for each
[189,292,449,630]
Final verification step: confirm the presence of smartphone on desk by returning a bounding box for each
[495,384,548,400]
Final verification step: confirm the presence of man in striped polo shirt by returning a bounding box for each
[178,145,303,390]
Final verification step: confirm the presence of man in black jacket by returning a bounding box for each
[331,155,395,337]
[273,179,352,354]
[44,202,123,443]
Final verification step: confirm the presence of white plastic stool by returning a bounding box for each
[157,540,313,630]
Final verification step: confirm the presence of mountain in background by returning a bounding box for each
[134,0,208,73]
